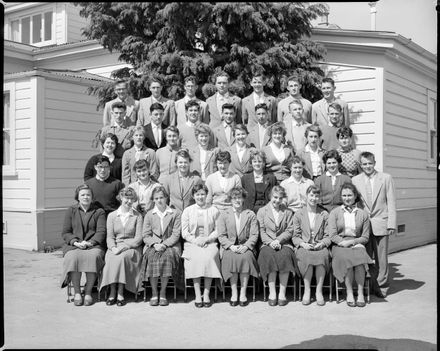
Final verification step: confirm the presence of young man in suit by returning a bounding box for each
[284,99,311,153]
[137,77,176,127]
[143,102,168,151]
[102,80,139,127]
[277,75,312,124]
[352,151,396,298]
[175,76,209,127]
[212,103,237,150]
[247,103,272,150]
[242,73,277,129]
[206,71,242,128]
[100,101,135,158]
[312,77,350,128]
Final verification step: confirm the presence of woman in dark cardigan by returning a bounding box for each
[60,184,106,306]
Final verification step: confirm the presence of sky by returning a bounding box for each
[312,0,437,54]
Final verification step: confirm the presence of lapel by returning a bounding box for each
[265,205,276,227]
[180,174,196,199]
[161,211,173,236]
[247,95,255,114]
[262,173,272,193]
[372,173,384,206]
[358,174,371,210]
[320,100,328,124]
[314,210,324,237]
[204,149,215,171]
[282,147,291,165]
[301,208,311,241]
[226,209,238,241]
[145,124,155,144]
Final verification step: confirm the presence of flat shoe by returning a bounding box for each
[106,298,116,306]
[239,300,249,307]
[84,295,94,306]
[356,301,366,308]
[230,300,238,307]
[73,296,83,306]
[149,297,159,307]
[316,300,325,306]
[159,298,169,306]
[278,299,288,306]
[194,302,203,308]
[116,299,126,307]
[346,301,356,307]
[203,301,213,308]
[268,299,277,306]
[302,299,311,306]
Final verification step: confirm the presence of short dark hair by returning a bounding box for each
[328,102,342,113]
[149,77,163,86]
[74,184,94,201]
[150,102,164,112]
[100,132,119,146]
[94,155,111,166]
[175,148,192,163]
[151,185,169,200]
[215,150,231,163]
[359,151,375,163]
[165,125,180,137]
[192,183,208,196]
[322,77,335,86]
[287,75,301,84]
[215,71,230,82]
[117,187,138,202]
[306,184,321,196]
[232,123,248,136]
[336,126,353,139]
[133,159,150,172]
[229,186,248,199]
[322,149,342,165]
[184,76,197,85]
[291,156,305,166]
[255,103,268,112]
[268,121,287,138]
[185,100,200,111]
[114,80,128,89]
[305,124,322,138]
[221,103,235,113]
[111,101,127,111]
[340,182,360,203]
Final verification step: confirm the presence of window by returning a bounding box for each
[9,10,53,45]
[427,90,437,167]
[3,82,16,176]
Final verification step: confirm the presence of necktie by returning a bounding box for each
[365,177,373,208]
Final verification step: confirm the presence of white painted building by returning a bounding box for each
[2,3,437,252]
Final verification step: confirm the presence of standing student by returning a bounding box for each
[103,80,139,127]
[242,73,277,129]
[155,126,180,184]
[277,75,312,124]
[312,77,350,128]
[175,76,209,127]
[247,103,272,150]
[190,123,220,181]
[212,103,237,150]
[320,102,346,151]
[206,71,242,128]
[227,124,255,178]
[137,77,176,127]
[352,151,396,298]
[296,124,325,180]
[284,99,312,153]
[143,103,168,151]
[336,126,362,178]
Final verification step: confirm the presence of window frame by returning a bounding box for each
[7,5,55,46]
[3,82,17,176]
[427,89,437,168]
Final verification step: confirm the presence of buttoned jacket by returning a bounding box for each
[181,204,220,243]
[241,172,277,211]
[296,146,326,180]
[190,147,219,179]
[143,123,167,151]
[311,98,350,128]
[227,144,255,178]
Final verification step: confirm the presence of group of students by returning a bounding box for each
[60,72,396,309]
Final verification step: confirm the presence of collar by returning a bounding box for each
[218,171,230,178]
[116,207,134,217]
[152,206,173,215]
[236,143,246,152]
[286,176,306,184]
[186,120,197,127]
[223,121,233,128]
[326,171,341,177]
[134,145,145,152]
[292,119,305,127]
[365,171,377,179]
[217,92,229,99]
[152,123,161,129]
[253,91,264,99]
[337,146,353,153]
[184,96,195,103]
[342,204,358,213]
[137,179,152,187]
[305,144,322,153]
[253,171,264,178]
[151,96,162,103]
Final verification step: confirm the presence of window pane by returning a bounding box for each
[433,101,437,130]
[4,93,10,129]
[3,93,11,166]
[44,12,52,41]
[3,131,10,166]
[22,17,30,44]
[11,20,20,41]
[430,131,436,160]
[32,14,42,43]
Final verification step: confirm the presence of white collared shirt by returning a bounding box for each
[342,205,358,237]
[186,120,197,127]
[253,91,266,106]
[258,124,267,148]
[254,172,263,183]
[366,171,377,195]
[307,211,317,241]
[232,209,241,235]
[218,171,229,192]
[151,96,161,104]
[326,170,342,187]
[116,207,134,227]
[152,123,162,146]
[305,144,322,176]
[270,142,286,164]
[270,204,281,225]
[102,151,115,163]
[152,205,174,233]
[223,121,233,145]
[236,143,246,162]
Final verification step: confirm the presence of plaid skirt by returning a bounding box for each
[331,245,374,283]
[257,245,298,282]
[140,246,181,284]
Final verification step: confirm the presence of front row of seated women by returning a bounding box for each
[61,181,373,308]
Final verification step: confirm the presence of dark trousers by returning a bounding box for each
[366,234,390,295]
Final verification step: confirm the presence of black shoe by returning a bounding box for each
[159,298,169,306]
[203,301,213,308]
[194,301,203,308]
[346,300,356,307]
[239,300,249,307]
[106,298,116,306]
[356,301,366,308]
[116,299,126,307]
[278,299,288,307]
[230,300,238,307]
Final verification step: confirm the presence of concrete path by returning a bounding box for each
[2,244,437,349]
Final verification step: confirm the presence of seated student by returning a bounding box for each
[247,103,272,150]
[242,73,277,129]
[84,133,122,181]
[128,159,161,216]
[257,186,297,307]
[296,124,325,180]
[277,75,312,124]
[292,185,331,306]
[262,122,295,183]
[179,100,216,152]
[336,126,362,177]
[212,103,237,150]
[121,126,159,186]
[85,155,124,216]
[181,183,222,308]
[227,124,255,178]
[60,184,106,306]
[162,149,203,212]
[241,150,277,214]
[100,188,144,306]
[284,99,311,153]
[314,150,352,213]
[141,186,182,306]
[143,102,167,151]
[190,123,220,181]
[103,80,139,127]
[155,126,180,184]
[280,156,315,213]
[217,187,259,307]
[329,183,373,308]
[312,77,350,128]
[320,102,346,151]
[175,76,209,127]
[205,151,241,211]
[100,101,135,158]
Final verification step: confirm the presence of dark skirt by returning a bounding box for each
[331,245,374,283]
[60,247,105,288]
[257,245,297,281]
[295,247,330,277]
[220,249,259,282]
[140,246,181,284]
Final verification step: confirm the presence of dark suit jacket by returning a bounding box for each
[314,173,352,212]
[61,203,107,255]
[292,206,331,247]
[143,123,167,151]
[241,172,277,212]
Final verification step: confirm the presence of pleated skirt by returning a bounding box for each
[181,242,222,279]
[60,247,105,288]
[140,246,181,283]
[295,247,331,277]
[257,245,297,282]
[99,247,143,293]
[220,250,259,282]
[331,245,374,283]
